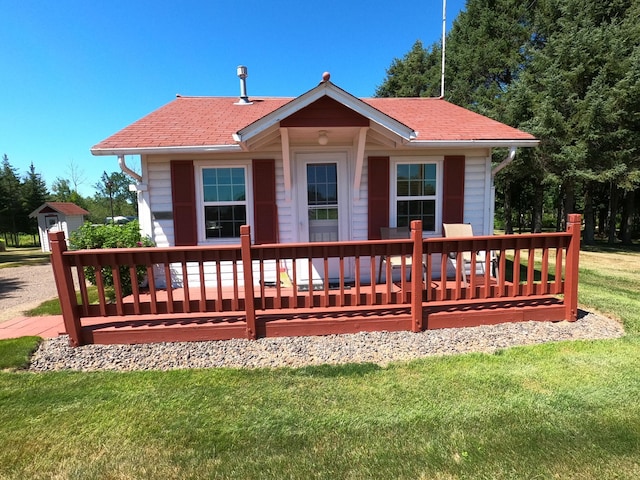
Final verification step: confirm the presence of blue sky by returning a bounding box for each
[1,0,465,197]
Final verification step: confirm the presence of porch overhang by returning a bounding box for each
[233,81,417,150]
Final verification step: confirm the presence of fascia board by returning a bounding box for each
[91,145,243,156]
[405,139,540,148]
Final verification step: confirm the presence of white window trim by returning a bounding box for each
[194,161,254,244]
[390,156,443,234]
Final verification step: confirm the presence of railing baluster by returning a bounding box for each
[527,246,535,296]
[110,263,124,316]
[232,259,239,311]
[198,254,207,312]
[512,246,522,296]
[95,266,107,317]
[163,262,174,313]
[181,260,191,313]
[146,261,158,315]
[541,239,550,295]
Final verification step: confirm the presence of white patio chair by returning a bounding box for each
[442,223,498,283]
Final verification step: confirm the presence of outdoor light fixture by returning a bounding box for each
[318,130,328,145]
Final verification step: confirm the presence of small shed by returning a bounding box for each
[29,202,90,252]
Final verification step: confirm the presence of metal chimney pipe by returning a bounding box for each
[236,65,252,105]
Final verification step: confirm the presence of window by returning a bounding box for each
[307,163,338,221]
[202,167,247,238]
[395,162,437,231]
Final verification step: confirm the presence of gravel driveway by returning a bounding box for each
[0,264,61,322]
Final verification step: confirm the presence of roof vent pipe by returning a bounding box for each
[235,65,253,105]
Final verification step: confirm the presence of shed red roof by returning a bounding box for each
[29,202,90,218]
[92,92,535,152]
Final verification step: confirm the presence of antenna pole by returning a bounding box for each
[440,0,447,98]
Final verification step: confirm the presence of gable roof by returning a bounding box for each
[29,202,90,218]
[91,81,537,155]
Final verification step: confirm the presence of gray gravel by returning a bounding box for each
[29,311,624,372]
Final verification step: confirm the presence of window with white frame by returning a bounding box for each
[394,162,438,231]
[202,167,247,238]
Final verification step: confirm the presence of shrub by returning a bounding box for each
[69,221,154,297]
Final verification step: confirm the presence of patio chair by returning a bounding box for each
[442,223,498,283]
[377,226,412,283]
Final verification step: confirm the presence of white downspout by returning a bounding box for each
[490,146,517,234]
[118,155,153,241]
[118,155,142,182]
[491,146,517,177]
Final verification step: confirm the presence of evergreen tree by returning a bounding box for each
[376,0,640,240]
[20,162,49,239]
[375,40,442,97]
[0,154,23,245]
[507,0,640,242]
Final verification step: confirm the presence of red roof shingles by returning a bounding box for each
[30,202,90,217]
[92,95,534,151]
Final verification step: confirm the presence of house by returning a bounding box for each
[45,71,587,347]
[90,71,538,285]
[29,202,89,252]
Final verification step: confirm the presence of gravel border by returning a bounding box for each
[29,311,624,372]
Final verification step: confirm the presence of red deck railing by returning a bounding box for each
[49,214,581,346]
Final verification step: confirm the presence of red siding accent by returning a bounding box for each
[280,96,370,128]
[443,155,465,224]
[252,159,278,244]
[170,160,198,246]
[368,156,390,239]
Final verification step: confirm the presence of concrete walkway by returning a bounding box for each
[0,315,64,340]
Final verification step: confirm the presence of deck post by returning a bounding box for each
[410,220,423,332]
[240,225,257,339]
[564,214,581,321]
[48,231,83,346]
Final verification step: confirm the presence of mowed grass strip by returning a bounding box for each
[0,339,639,479]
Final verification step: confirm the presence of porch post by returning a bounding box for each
[48,231,83,347]
[564,214,581,321]
[410,220,424,332]
[240,225,257,339]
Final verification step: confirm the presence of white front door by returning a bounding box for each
[297,152,351,281]
[297,152,349,243]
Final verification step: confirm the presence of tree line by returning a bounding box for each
[0,154,137,247]
[376,0,639,244]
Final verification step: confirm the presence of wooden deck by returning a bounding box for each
[49,215,582,346]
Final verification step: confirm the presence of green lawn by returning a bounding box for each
[1,243,639,479]
[0,247,50,269]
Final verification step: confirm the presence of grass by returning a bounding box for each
[0,247,50,269]
[0,242,639,478]
[0,337,41,370]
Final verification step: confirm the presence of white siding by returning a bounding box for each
[463,156,491,235]
[147,161,173,247]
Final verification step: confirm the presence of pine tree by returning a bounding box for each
[0,154,23,245]
[21,162,49,240]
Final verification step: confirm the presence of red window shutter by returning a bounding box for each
[443,155,465,224]
[170,160,198,246]
[368,156,390,240]
[252,159,278,244]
